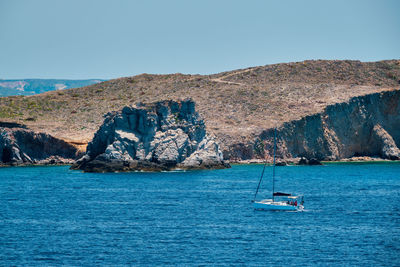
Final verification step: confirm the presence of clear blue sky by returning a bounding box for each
[1,0,399,79]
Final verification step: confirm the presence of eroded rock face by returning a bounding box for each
[372,124,400,160]
[0,127,80,166]
[71,99,229,172]
[230,90,400,162]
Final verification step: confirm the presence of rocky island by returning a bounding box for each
[1,60,399,165]
[71,99,229,172]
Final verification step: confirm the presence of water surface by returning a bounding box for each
[1,164,399,265]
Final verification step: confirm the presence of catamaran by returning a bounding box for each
[252,128,304,211]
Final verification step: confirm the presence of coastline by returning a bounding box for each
[1,157,400,169]
[231,157,400,165]
[0,162,74,168]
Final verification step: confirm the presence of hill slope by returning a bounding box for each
[0,60,399,157]
[0,79,105,97]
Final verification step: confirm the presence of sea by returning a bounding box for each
[0,163,399,266]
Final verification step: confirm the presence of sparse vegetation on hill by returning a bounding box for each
[0,60,399,153]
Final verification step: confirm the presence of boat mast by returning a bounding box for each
[272,128,276,202]
[252,128,277,203]
[253,159,267,202]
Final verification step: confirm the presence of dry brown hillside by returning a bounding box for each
[1,59,399,151]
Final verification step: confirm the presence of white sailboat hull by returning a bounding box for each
[253,200,304,211]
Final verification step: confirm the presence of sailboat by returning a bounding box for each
[252,128,304,211]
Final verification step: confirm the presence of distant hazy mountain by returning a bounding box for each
[0,79,105,97]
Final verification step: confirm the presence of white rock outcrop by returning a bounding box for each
[72,99,229,172]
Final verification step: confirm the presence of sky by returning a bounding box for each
[0,0,399,79]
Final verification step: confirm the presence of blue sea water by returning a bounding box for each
[0,163,399,266]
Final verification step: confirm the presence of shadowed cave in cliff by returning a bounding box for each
[2,147,12,163]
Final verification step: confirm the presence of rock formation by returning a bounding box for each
[71,99,229,172]
[0,126,80,166]
[229,89,400,162]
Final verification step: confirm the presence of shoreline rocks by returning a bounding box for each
[0,127,80,166]
[298,157,322,165]
[71,99,230,172]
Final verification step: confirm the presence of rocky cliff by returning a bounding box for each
[230,89,400,162]
[0,126,80,166]
[71,99,229,172]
